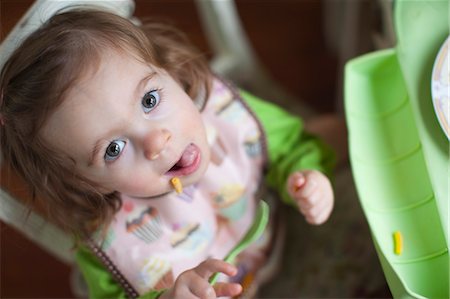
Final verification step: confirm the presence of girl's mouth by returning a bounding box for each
[166,143,201,177]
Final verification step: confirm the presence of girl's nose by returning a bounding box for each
[144,128,172,160]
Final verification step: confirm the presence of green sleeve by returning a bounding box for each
[240,90,336,206]
[75,245,166,299]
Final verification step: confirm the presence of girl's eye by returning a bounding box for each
[142,90,160,113]
[104,140,126,161]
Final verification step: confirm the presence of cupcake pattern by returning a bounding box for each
[175,184,197,203]
[244,130,262,158]
[210,81,263,161]
[137,256,173,291]
[212,184,247,221]
[170,222,200,248]
[124,202,163,244]
[170,222,213,255]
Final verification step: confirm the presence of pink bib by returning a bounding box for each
[89,78,267,296]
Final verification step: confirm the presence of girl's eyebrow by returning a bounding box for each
[87,71,156,166]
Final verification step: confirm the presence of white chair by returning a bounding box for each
[195,0,314,119]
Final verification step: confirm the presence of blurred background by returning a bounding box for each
[1,0,393,297]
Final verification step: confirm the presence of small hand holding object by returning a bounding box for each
[287,170,334,225]
[159,259,242,299]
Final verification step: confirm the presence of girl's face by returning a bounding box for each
[42,50,210,198]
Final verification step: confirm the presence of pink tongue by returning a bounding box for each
[175,144,198,168]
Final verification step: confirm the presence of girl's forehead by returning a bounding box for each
[71,49,153,90]
[43,50,148,134]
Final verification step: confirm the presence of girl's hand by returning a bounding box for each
[287,170,334,225]
[159,259,242,299]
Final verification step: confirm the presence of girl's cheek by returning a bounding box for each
[123,177,148,193]
[144,99,172,121]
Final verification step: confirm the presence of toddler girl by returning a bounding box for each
[0,8,335,299]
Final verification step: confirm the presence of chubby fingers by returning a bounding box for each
[287,170,334,225]
[164,259,241,299]
[195,258,238,279]
[302,193,333,225]
[194,259,242,298]
[213,282,243,298]
[287,171,317,202]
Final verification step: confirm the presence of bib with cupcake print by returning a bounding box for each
[89,77,268,296]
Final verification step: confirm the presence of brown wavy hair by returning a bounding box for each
[0,8,211,238]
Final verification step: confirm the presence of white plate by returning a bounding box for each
[431,36,450,140]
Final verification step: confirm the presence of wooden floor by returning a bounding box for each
[0,1,338,297]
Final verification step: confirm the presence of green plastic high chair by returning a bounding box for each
[344,0,449,298]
